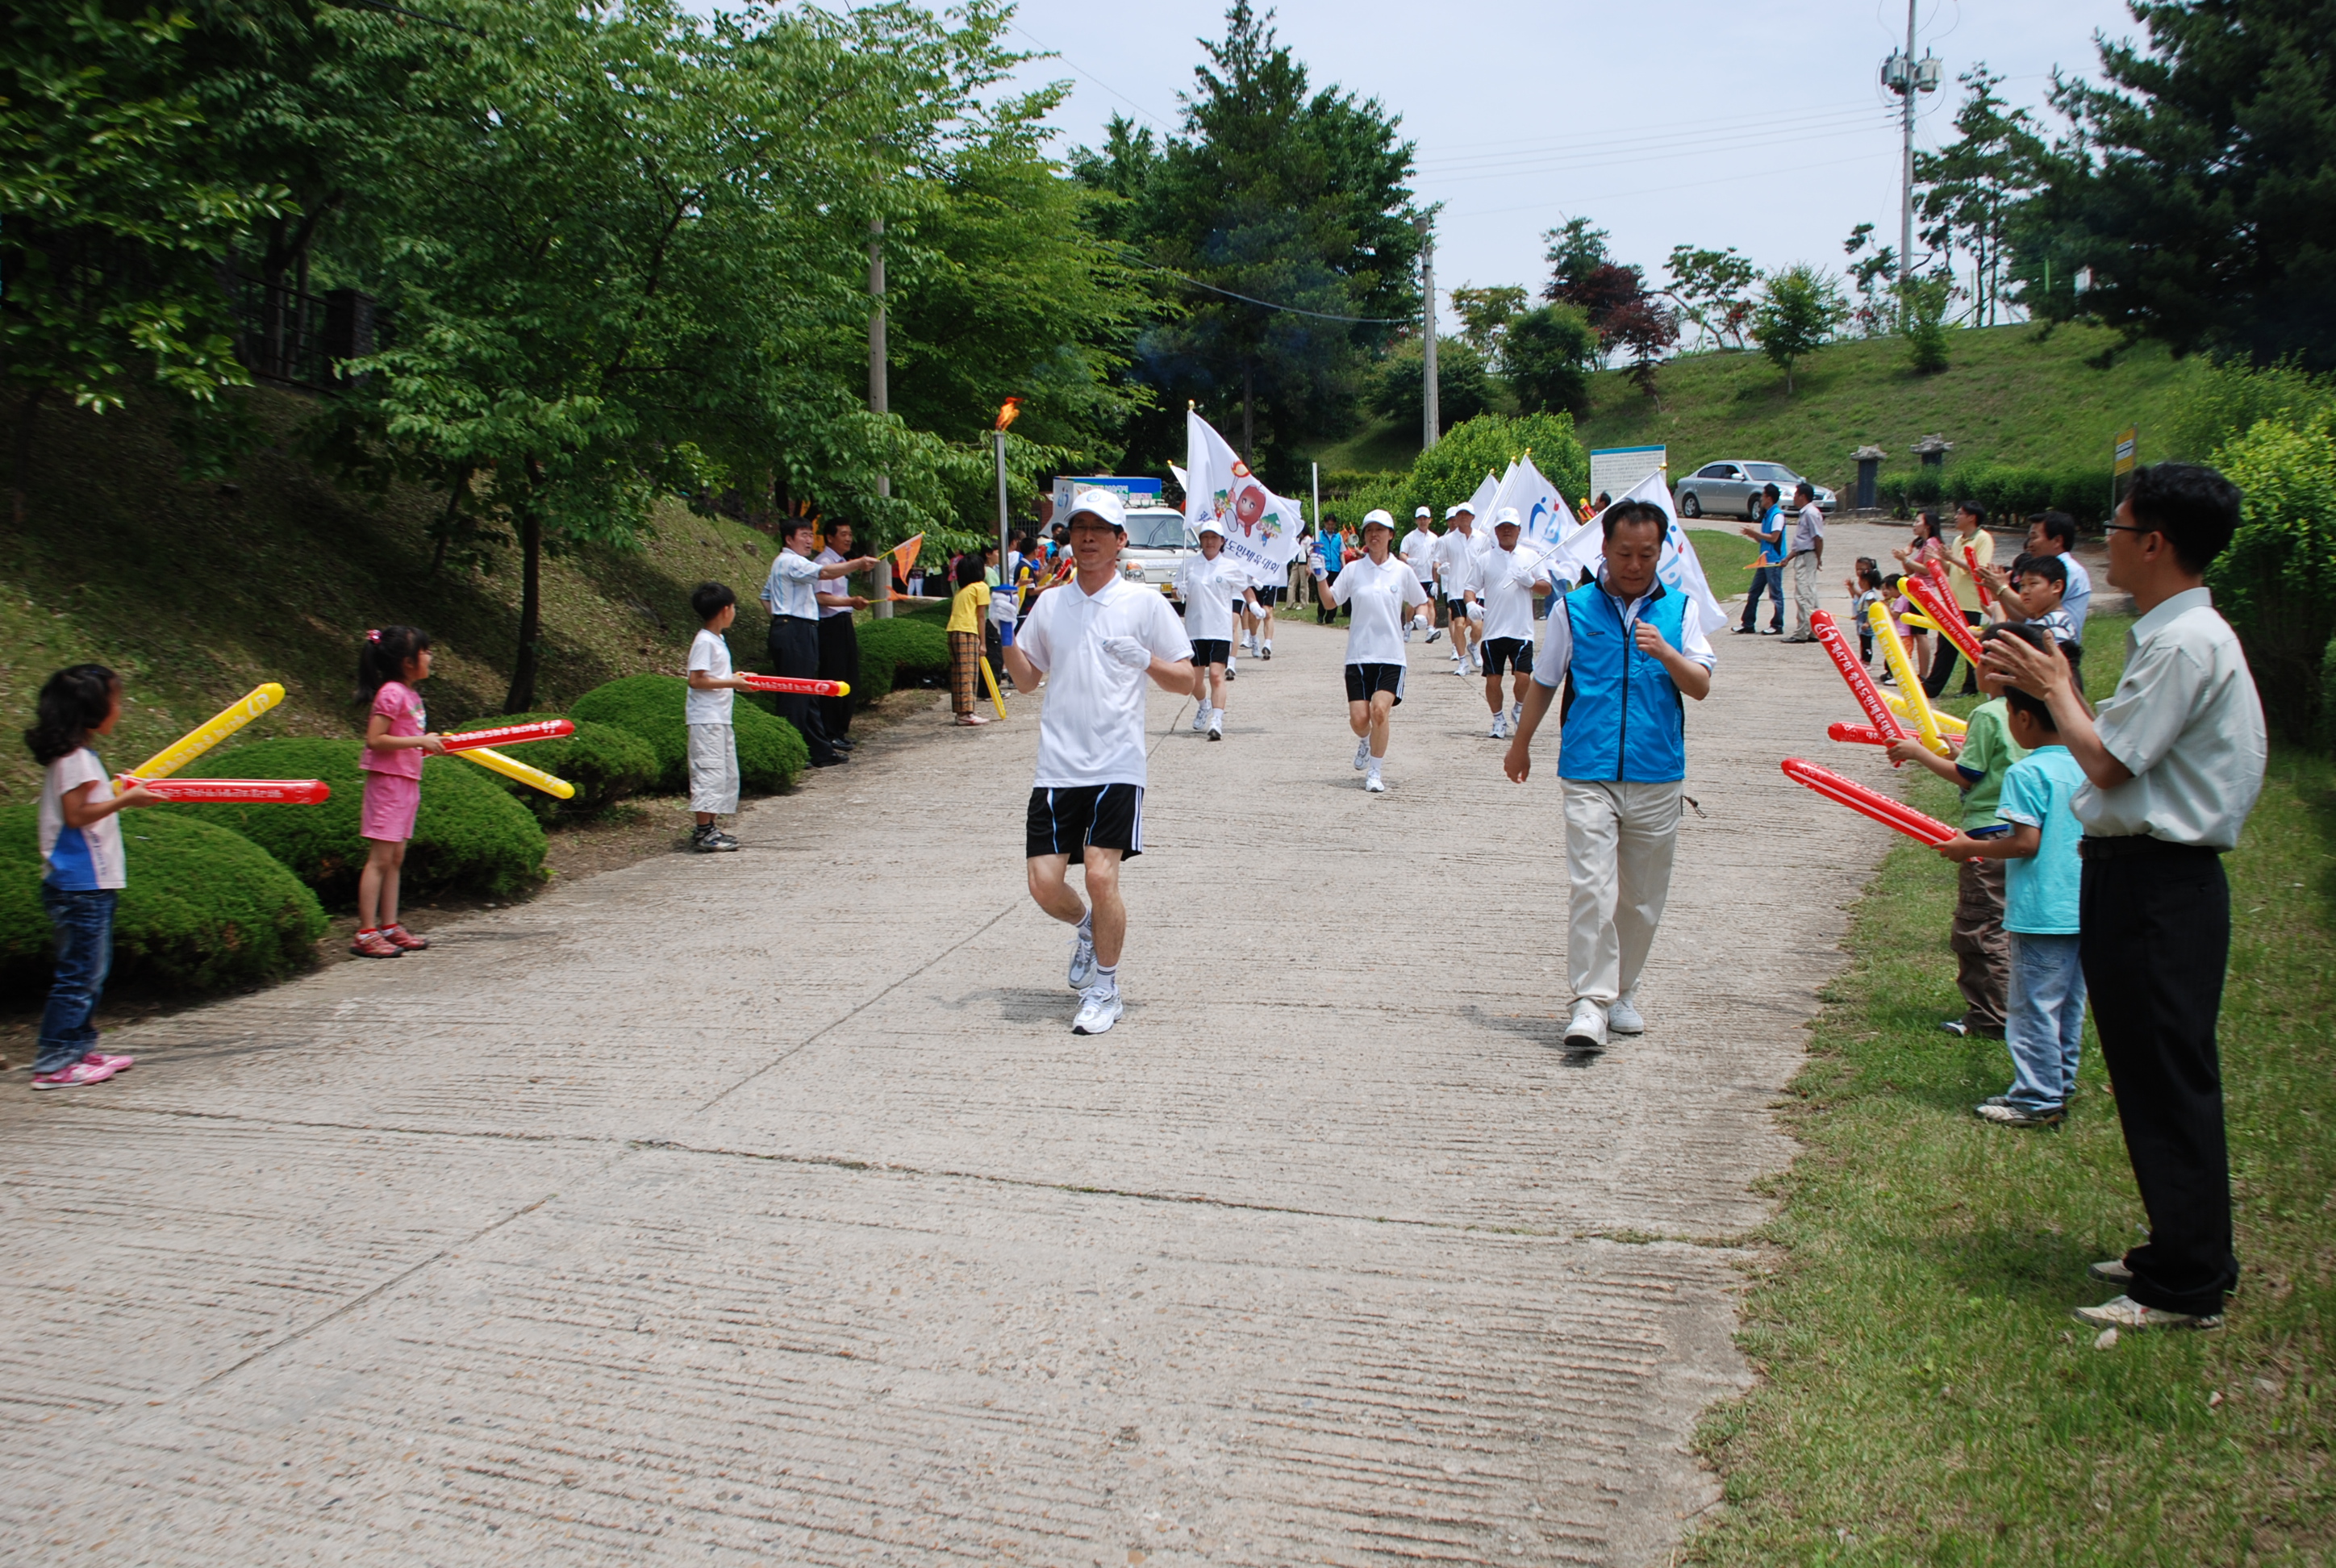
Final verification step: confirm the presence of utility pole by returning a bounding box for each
[1419,218,1439,450]
[1881,2,1941,329]
[868,216,894,617]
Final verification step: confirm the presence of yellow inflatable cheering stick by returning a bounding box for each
[1867,601,1950,756]
[978,655,1009,720]
[1884,691,1967,737]
[456,744,576,799]
[124,682,285,782]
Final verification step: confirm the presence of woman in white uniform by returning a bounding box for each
[1315,508,1429,793]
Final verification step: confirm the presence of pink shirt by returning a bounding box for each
[362,680,427,778]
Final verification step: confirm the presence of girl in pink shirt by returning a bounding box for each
[353,626,444,958]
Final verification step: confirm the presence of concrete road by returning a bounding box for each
[2,540,1907,1566]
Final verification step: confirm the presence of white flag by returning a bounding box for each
[1462,469,1500,524]
[1184,410,1304,583]
[1487,453,1577,552]
[1540,469,1729,635]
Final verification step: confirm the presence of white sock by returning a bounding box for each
[1076,911,1094,943]
[1094,961,1119,993]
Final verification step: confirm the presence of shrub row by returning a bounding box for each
[0,805,327,995]
[569,673,806,794]
[855,615,951,703]
[1875,463,2116,524]
[450,711,658,821]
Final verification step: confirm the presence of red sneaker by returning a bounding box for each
[81,1052,133,1074]
[32,1060,119,1090]
[382,924,430,951]
[350,928,403,958]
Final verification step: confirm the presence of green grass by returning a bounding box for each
[1688,527,1762,588]
[1301,416,1423,475]
[1580,323,2206,498]
[1692,614,2336,1564]
[0,385,800,806]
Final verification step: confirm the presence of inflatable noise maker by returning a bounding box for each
[1886,691,1966,737]
[1898,570,1985,666]
[1809,611,1912,762]
[122,682,285,783]
[1964,544,1996,611]
[438,719,577,800]
[737,673,850,699]
[116,682,332,805]
[1867,602,1951,757]
[1782,758,1955,848]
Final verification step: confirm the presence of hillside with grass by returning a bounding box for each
[1299,323,2206,499]
[0,387,807,807]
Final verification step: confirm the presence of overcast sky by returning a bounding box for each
[991,0,2144,330]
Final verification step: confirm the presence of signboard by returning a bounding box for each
[1589,445,1666,503]
[2111,426,2139,509]
[1050,474,1164,523]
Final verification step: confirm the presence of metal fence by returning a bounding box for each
[232,276,378,390]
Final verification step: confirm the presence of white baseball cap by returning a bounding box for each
[1196,518,1224,538]
[1445,503,1474,520]
[1361,508,1397,532]
[1065,489,1127,532]
[1414,505,1432,519]
[1495,507,1522,530]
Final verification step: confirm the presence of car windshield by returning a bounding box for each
[1123,510,1191,549]
[1743,462,1799,484]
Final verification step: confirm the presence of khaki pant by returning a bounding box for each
[1787,550,1822,638]
[1562,778,1683,1004]
[1952,856,2009,1032]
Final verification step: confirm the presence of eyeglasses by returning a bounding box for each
[2100,523,2155,536]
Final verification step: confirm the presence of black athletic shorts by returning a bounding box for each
[1190,639,1231,667]
[1445,596,1471,619]
[1252,584,1283,607]
[1343,661,1405,707]
[1480,636,1533,677]
[1027,783,1144,864]
[1231,597,1249,618]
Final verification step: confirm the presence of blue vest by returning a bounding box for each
[1558,582,1690,782]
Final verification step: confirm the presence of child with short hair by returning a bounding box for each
[353,626,446,958]
[1888,631,2029,1039]
[686,582,752,853]
[24,665,156,1089]
[1845,557,1883,665]
[1933,623,2088,1125]
[947,553,992,727]
[2004,552,2081,684]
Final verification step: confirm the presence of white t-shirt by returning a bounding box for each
[1400,528,1440,582]
[39,748,126,891]
[1173,552,1246,644]
[1329,553,1429,667]
[1016,573,1193,790]
[1478,543,1554,643]
[686,628,735,726]
[1435,528,1483,598]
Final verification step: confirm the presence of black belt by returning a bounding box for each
[2079,835,2223,861]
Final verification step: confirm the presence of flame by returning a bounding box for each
[994,397,1023,432]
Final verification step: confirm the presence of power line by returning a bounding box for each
[1414,104,1890,171]
[1007,21,1178,133]
[1149,267,1412,324]
[1445,151,1889,223]
[1419,118,1906,188]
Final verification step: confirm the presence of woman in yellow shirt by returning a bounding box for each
[947,554,992,726]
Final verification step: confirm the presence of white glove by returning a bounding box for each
[1507,573,1535,591]
[1099,635,1152,670]
[1466,603,1485,621]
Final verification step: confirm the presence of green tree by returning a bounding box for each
[1662,244,1757,350]
[1405,411,1587,519]
[1913,65,2047,327]
[1501,303,1597,418]
[2209,415,2336,735]
[1842,222,1900,337]
[1750,265,1850,394]
[1900,272,1955,373]
[1450,283,1526,362]
[2018,0,2336,369]
[1368,336,1489,434]
[1541,215,1676,402]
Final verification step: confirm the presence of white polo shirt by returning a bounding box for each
[1173,552,1246,644]
[1400,528,1440,583]
[2076,586,2266,849]
[813,546,855,619]
[1478,542,1555,643]
[1435,528,1482,598]
[1329,554,1429,666]
[1016,571,1193,790]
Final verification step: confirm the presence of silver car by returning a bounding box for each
[1115,506,1199,598]
[1675,459,1836,519]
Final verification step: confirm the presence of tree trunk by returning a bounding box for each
[504,493,543,714]
[10,388,43,528]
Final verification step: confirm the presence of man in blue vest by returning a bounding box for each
[1503,500,1717,1050]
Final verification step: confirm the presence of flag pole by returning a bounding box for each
[1309,461,1320,607]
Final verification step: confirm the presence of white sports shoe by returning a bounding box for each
[1363,771,1387,793]
[1487,715,1507,739]
[1426,628,1444,644]
[1510,700,1525,726]
[1564,997,1608,1049]
[1206,711,1223,740]
[1404,626,1415,643]
[1191,703,1208,732]
[1353,736,1372,770]
[1072,985,1123,1036]
[1608,993,1645,1034]
[1068,933,1098,990]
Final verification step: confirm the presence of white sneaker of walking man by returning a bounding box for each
[1504,499,1716,1046]
[1005,490,1197,1036]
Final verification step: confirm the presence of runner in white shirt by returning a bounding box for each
[1240,561,1280,661]
[1436,507,1484,673]
[1172,522,1245,740]
[1314,508,1430,794]
[1400,507,1440,642]
[1005,490,1197,1036]
[1478,507,1558,739]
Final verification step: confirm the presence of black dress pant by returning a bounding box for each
[816,613,859,741]
[2079,844,2238,1316]
[1921,608,1986,697]
[767,615,836,763]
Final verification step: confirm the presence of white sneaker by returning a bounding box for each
[1353,736,1371,771]
[2070,1294,2221,1332]
[1261,642,1272,660]
[1608,993,1645,1034]
[1487,715,1507,739]
[1225,659,1237,680]
[1426,628,1444,644]
[1364,770,1387,793]
[1206,711,1223,740]
[1510,701,1525,726]
[1068,932,1098,990]
[1071,985,1123,1036]
[1563,998,1608,1049]
[1191,703,1208,732]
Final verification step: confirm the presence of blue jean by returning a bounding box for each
[1741,564,1783,629]
[37,885,117,1074]
[2005,931,2086,1111]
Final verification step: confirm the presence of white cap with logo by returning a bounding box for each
[1495,507,1522,530]
[1362,508,1397,532]
[1445,503,1474,521]
[1414,505,1432,519]
[1066,489,1128,532]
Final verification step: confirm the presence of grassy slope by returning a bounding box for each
[1693,623,2335,1564]
[0,387,797,804]
[1579,323,2205,495]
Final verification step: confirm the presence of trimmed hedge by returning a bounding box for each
[856,615,950,703]
[569,673,807,793]
[450,711,657,819]
[178,736,545,905]
[1876,463,2115,524]
[0,805,327,994]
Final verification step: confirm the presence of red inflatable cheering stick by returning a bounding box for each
[739,673,851,699]
[438,719,575,755]
[1899,570,1985,666]
[1963,544,1995,610]
[122,777,331,805]
[1781,758,1955,846]
[1811,610,1911,757]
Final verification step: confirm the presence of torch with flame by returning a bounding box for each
[994,397,1023,433]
